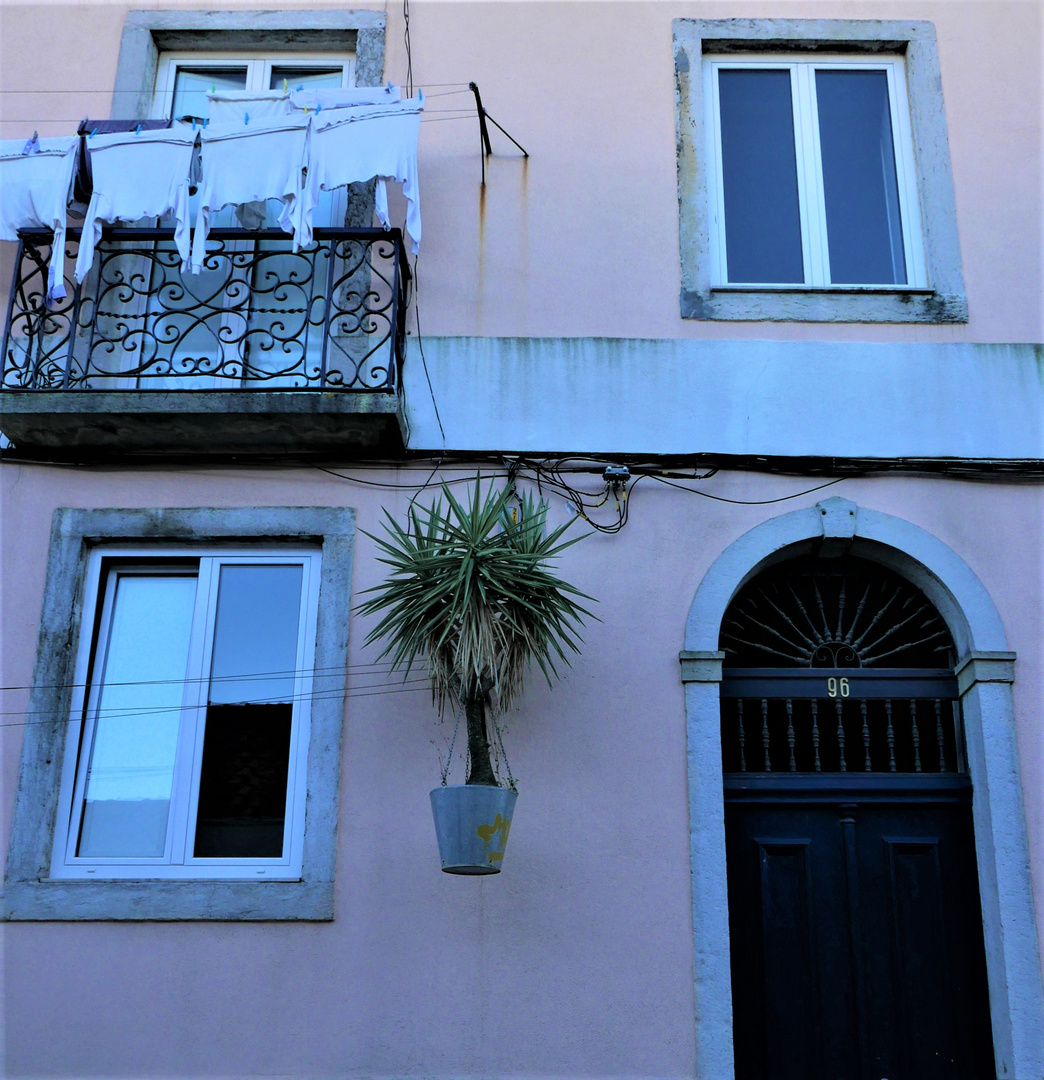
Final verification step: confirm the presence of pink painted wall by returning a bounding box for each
[1,1,1042,1074]
[0,1,1041,341]
[2,464,1042,1075]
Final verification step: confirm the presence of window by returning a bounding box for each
[4,507,354,920]
[673,19,967,322]
[51,548,321,880]
[705,55,925,289]
[152,52,356,122]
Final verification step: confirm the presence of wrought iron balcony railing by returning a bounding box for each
[2,227,410,392]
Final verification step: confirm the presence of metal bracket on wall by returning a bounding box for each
[469,81,529,185]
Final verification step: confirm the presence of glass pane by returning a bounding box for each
[78,574,196,857]
[172,67,248,122]
[193,703,293,857]
[718,69,804,284]
[269,66,344,92]
[194,564,304,859]
[208,565,303,705]
[815,69,907,285]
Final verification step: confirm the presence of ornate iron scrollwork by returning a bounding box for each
[720,555,954,669]
[2,227,409,392]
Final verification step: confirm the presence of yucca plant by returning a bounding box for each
[358,477,595,787]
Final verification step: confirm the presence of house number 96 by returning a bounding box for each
[827,677,850,698]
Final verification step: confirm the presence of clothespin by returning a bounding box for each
[304,106,309,115]
[204,118,209,128]
[283,78,288,93]
[317,103,322,114]
[191,117,196,131]
[296,85,304,92]
[244,112,250,125]
[90,128,98,138]
[211,83,216,94]
[135,124,142,135]
[21,131,40,155]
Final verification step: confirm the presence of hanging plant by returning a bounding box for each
[358,476,595,872]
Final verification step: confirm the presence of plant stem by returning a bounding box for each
[465,689,497,786]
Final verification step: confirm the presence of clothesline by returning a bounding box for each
[1,87,426,304]
[0,83,473,94]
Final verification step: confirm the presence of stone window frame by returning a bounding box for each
[673,19,968,323]
[109,9,386,230]
[111,9,387,120]
[3,506,355,921]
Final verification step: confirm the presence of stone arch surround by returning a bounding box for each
[679,497,1044,1079]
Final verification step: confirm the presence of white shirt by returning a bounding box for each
[205,91,294,128]
[191,115,310,273]
[74,126,196,283]
[289,85,402,112]
[302,98,423,253]
[0,136,78,303]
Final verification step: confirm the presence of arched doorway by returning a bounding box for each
[720,553,994,1078]
[680,500,1044,1080]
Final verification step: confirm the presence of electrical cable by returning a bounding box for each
[646,472,852,505]
[0,682,437,729]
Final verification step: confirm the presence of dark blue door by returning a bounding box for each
[725,778,995,1080]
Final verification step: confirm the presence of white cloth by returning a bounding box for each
[289,85,401,112]
[0,136,78,303]
[302,98,423,253]
[75,126,196,283]
[191,115,309,272]
[206,91,294,128]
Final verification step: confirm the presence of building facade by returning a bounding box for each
[2,2,1043,1077]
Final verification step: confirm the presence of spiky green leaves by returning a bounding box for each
[358,478,596,718]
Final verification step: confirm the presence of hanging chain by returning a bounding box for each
[489,709,517,792]
[440,704,463,786]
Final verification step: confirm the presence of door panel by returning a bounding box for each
[727,792,994,1080]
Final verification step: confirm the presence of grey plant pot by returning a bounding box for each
[429,784,518,875]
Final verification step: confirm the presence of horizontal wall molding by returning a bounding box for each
[402,338,1044,459]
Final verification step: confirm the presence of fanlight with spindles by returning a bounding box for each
[721,555,954,669]
[719,556,962,775]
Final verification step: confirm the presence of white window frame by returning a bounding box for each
[50,545,322,882]
[151,51,357,119]
[703,53,927,290]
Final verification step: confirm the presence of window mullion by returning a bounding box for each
[283,555,320,870]
[886,62,927,287]
[793,64,828,286]
[706,63,728,286]
[245,59,266,93]
[163,565,206,865]
[179,557,223,865]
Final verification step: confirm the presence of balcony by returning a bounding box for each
[1,227,410,457]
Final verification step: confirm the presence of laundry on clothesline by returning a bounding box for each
[302,97,424,253]
[0,135,79,303]
[1,87,424,289]
[288,85,402,112]
[205,85,403,127]
[204,91,295,128]
[75,125,198,283]
[74,118,172,203]
[191,114,310,272]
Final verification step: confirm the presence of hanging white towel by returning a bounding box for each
[0,136,78,303]
[206,90,294,128]
[301,98,423,253]
[289,85,402,112]
[191,115,309,273]
[74,126,196,283]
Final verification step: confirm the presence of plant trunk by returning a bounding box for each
[464,689,497,786]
